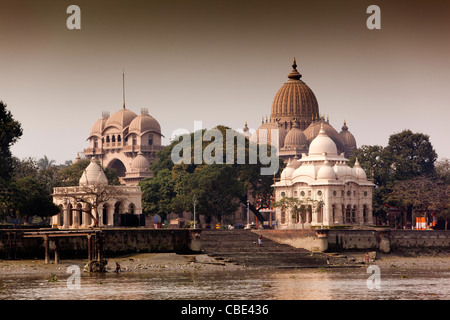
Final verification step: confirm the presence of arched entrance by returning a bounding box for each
[108,159,127,177]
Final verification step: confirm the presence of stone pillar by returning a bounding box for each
[97,204,104,227]
[63,204,70,229]
[107,204,115,227]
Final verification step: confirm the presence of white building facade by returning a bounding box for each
[273,124,374,229]
[51,159,143,229]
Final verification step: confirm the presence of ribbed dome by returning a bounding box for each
[79,159,108,186]
[308,124,338,156]
[283,122,307,148]
[104,108,137,130]
[250,121,287,149]
[271,58,319,124]
[129,109,161,135]
[90,114,109,137]
[131,152,150,171]
[339,121,357,150]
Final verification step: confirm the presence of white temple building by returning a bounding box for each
[51,159,143,229]
[273,124,374,229]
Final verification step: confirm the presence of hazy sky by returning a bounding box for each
[1,0,449,164]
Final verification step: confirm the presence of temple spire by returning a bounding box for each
[122,69,126,109]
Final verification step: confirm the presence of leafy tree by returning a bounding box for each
[37,155,55,171]
[140,168,176,219]
[0,101,22,181]
[143,125,284,224]
[385,130,437,180]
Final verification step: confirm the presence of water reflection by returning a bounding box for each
[0,267,449,300]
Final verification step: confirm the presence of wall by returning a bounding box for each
[255,229,450,253]
[0,228,202,260]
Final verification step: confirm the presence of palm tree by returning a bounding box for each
[37,155,55,171]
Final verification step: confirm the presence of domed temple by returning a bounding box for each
[83,103,163,186]
[273,124,374,228]
[249,58,374,228]
[250,58,357,161]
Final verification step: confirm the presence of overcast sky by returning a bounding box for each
[1,0,449,164]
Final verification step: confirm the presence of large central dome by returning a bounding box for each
[270,58,319,130]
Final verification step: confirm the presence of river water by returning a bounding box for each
[0,266,449,300]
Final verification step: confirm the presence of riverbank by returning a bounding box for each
[0,252,248,277]
[0,251,449,278]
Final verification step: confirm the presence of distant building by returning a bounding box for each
[250,58,357,162]
[248,59,373,228]
[83,103,163,186]
[52,159,142,228]
[273,124,374,228]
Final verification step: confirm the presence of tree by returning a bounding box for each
[0,101,23,181]
[37,155,55,171]
[388,175,448,229]
[349,130,439,225]
[173,164,244,225]
[140,168,176,219]
[144,125,284,225]
[385,130,437,180]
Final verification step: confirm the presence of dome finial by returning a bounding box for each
[342,120,348,131]
[288,58,302,80]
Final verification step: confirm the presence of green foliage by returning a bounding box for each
[349,129,443,226]
[0,101,23,181]
[142,125,283,223]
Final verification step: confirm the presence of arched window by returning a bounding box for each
[128,203,135,215]
[352,205,357,223]
[117,135,121,142]
[106,136,110,143]
[346,205,351,224]
[363,204,368,223]
[112,135,116,143]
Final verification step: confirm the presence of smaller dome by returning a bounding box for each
[333,161,354,179]
[340,121,357,150]
[79,159,108,186]
[104,108,137,130]
[283,122,307,149]
[250,120,287,149]
[129,108,161,135]
[131,152,150,171]
[308,124,338,156]
[90,113,109,137]
[292,161,317,180]
[280,159,296,180]
[352,158,367,180]
[317,160,336,180]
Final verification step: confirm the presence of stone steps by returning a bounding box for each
[200,229,330,268]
